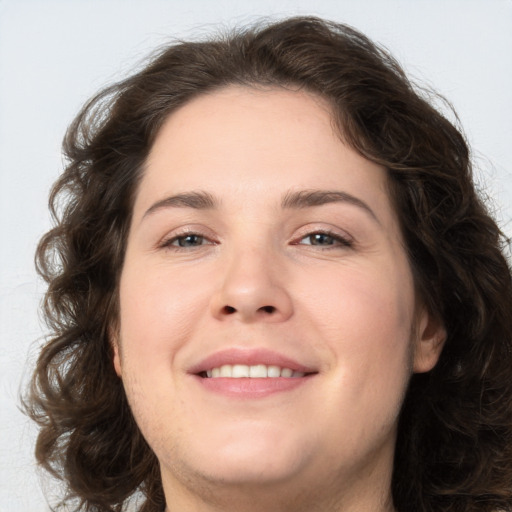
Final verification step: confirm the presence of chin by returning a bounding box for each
[199,460,302,487]
[171,425,310,486]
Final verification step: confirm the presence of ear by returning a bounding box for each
[109,325,123,377]
[413,308,446,373]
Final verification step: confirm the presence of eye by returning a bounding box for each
[174,234,204,247]
[160,233,212,249]
[297,231,353,248]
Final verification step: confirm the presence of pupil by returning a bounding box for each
[179,235,202,247]
[312,233,333,245]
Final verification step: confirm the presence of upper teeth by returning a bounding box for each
[206,364,305,378]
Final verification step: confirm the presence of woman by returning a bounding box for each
[26,16,512,512]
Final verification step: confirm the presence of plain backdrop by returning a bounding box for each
[1,0,511,510]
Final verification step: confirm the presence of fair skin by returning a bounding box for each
[113,86,445,512]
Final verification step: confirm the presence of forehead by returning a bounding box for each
[135,86,392,222]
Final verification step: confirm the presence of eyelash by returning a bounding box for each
[159,233,214,250]
[159,229,353,251]
[294,230,353,249]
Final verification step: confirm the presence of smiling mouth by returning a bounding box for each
[199,364,310,379]
[193,356,317,398]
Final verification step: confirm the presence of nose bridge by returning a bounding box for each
[211,238,293,322]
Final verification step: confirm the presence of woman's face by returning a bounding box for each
[114,86,444,510]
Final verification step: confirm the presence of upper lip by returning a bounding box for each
[188,347,317,375]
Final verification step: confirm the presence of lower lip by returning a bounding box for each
[193,375,312,398]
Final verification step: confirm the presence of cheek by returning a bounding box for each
[303,259,414,336]
[115,267,206,437]
[301,262,416,391]
[118,263,213,361]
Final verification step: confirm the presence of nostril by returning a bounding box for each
[220,304,277,316]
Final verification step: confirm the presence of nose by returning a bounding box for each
[210,247,294,323]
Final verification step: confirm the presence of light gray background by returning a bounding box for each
[1,0,511,510]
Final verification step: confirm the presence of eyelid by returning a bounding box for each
[291,225,355,248]
[157,226,218,250]
[155,224,354,250]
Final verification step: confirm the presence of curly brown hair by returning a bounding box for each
[25,16,512,512]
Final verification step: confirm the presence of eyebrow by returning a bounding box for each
[281,189,379,224]
[143,191,218,219]
[142,189,379,224]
